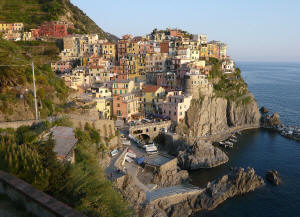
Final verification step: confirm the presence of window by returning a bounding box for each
[174,112,176,115]
[117,103,120,107]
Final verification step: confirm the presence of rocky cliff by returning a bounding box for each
[178,93,261,143]
[177,141,229,169]
[140,167,264,217]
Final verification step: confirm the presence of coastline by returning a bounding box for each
[197,124,261,143]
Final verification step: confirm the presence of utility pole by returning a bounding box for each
[32,62,39,120]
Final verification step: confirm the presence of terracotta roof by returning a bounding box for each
[143,85,162,92]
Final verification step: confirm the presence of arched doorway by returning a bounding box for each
[138,134,150,144]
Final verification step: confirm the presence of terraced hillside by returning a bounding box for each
[0,0,114,39]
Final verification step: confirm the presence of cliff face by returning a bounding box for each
[178,94,261,142]
[177,141,229,169]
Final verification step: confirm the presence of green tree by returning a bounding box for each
[0,133,50,190]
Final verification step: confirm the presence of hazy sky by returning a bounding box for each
[70,0,300,62]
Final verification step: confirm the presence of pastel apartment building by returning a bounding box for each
[112,79,135,95]
[51,61,72,73]
[142,85,166,113]
[101,42,117,61]
[159,91,192,123]
[113,93,140,121]
[0,23,24,32]
[90,85,112,119]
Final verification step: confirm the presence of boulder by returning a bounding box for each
[270,112,281,126]
[114,175,146,211]
[261,112,281,128]
[177,140,229,169]
[266,170,281,186]
[260,106,269,114]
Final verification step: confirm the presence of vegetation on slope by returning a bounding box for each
[0,0,111,38]
[208,57,249,102]
[0,122,132,217]
[0,38,69,120]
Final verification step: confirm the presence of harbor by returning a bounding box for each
[217,132,241,149]
[275,125,300,141]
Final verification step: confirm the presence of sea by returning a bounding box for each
[190,62,300,217]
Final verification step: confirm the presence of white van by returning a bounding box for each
[110,149,119,157]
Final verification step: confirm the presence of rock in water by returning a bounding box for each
[260,106,269,114]
[261,112,281,128]
[270,112,281,126]
[266,170,281,186]
[197,167,265,210]
[177,140,229,169]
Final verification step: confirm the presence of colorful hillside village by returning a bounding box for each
[0,22,236,125]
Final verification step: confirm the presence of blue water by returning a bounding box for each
[191,62,300,217]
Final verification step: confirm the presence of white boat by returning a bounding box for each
[225,141,233,148]
[146,144,158,154]
[146,150,158,154]
[230,138,237,143]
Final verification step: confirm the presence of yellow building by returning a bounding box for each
[142,85,165,113]
[95,98,112,119]
[121,54,143,80]
[200,44,208,58]
[208,43,218,58]
[0,23,24,33]
[127,41,139,55]
[0,23,9,32]
[80,55,90,67]
[101,42,116,61]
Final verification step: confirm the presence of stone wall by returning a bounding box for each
[0,170,85,217]
[152,157,189,187]
[0,119,40,129]
[70,118,115,137]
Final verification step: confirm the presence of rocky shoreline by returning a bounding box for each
[260,107,300,141]
[115,167,264,217]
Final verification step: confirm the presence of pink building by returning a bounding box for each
[138,42,154,54]
[156,72,177,91]
[159,91,192,123]
[51,61,72,73]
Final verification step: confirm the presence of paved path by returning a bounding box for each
[105,149,125,181]
[146,184,203,202]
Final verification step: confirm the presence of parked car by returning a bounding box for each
[110,149,119,157]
